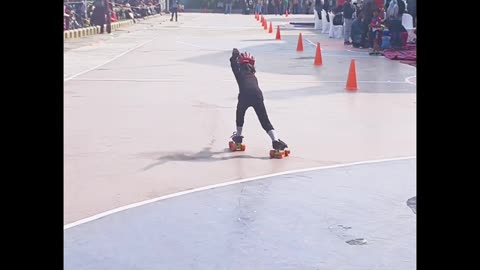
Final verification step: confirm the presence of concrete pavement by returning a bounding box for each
[64,13,416,227]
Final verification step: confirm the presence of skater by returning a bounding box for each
[229,48,288,152]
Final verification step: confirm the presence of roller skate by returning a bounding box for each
[228,132,246,152]
[269,139,290,159]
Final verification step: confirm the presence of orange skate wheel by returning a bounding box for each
[269,150,275,158]
[229,141,236,151]
[241,144,246,151]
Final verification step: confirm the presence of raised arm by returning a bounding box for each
[230,48,241,84]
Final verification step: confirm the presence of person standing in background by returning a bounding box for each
[170,0,178,21]
[342,0,355,45]
[292,0,299,14]
[225,0,233,14]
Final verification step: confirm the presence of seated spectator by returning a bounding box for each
[369,8,384,54]
[351,13,368,48]
[124,3,136,21]
[385,16,407,49]
[332,10,344,26]
[386,0,404,48]
[87,4,94,19]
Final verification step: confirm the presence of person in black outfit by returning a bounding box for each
[315,0,323,20]
[323,0,330,22]
[170,0,179,21]
[343,0,356,45]
[229,48,288,151]
[351,13,368,48]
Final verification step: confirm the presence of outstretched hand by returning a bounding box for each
[232,48,240,57]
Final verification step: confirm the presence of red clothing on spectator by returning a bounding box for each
[370,15,382,30]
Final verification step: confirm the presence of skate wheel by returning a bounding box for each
[284,150,290,156]
[229,141,236,151]
[269,150,275,158]
[241,144,246,151]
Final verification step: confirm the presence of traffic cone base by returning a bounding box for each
[268,22,273,33]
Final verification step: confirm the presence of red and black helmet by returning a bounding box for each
[237,52,255,65]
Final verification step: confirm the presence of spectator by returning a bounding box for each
[263,0,269,14]
[343,0,355,45]
[274,0,281,15]
[386,0,404,48]
[124,3,135,20]
[64,5,70,30]
[369,8,383,54]
[361,0,375,47]
[225,0,233,14]
[304,0,313,14]
[170,1,179,21]
[406,0,415,26]
[331,8,343,26]
[323,0,330,22]
[92,0,107,33]
[255,0,264,14]
[292,0,299,14]
[315,0,323,20]
[282,0,288,14]
[351,12,368,48]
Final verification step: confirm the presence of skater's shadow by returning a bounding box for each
[141,147,270,171]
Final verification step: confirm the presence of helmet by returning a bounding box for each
[237,52,255,65]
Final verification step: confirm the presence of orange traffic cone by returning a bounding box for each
[262,17,266,27]
[296,33,304,52]
[314,43,322,65]
[255,12,257,20]
[268,22,273,33]
[264,19,268,30]
[275,26,281,40]
[345,59,358,91]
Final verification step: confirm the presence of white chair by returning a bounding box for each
[329,13,344,39]
[332,24,344,39]
[402,13,416,43]
[321,10,330,34]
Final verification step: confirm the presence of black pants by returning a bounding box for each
[170,7,178,21]
[388,19,403,47]
[236,98,274,132]
[293,4,299,14]
[92,7,106,33]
